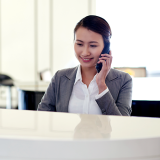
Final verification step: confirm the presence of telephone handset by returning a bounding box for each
[96,42,110,73]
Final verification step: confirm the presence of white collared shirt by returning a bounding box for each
[68,65,109,115]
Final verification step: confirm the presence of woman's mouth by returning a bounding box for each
[81,57,93,62]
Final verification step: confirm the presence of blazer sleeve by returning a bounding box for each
[96,73,132,116]
[37,71,58,111]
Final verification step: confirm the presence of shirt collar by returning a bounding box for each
[74,65,82,85]
[74,65,98,85]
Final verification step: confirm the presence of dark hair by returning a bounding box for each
[74,15,112,44]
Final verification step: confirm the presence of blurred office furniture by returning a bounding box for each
[0,109,160,160]
[131,77,160,117]
[18,89,44,110]
[0,74,14,109]
[131,100,160,117]
[114,67,146,77]
[16,81,48,110]
[39,69,52,82]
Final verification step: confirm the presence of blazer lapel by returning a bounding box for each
[105,68,121,100]
[58,67,78,112]
[106,68,119,82]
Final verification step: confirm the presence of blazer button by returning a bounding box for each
[103,111,106,115]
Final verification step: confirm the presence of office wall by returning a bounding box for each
[0,0,35,81]
[0,0,96,108]
[0,0,96,82]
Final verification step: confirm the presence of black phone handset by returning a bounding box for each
[96,42,110,73]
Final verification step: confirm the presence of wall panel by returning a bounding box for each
[52,0,89,74]
[1,0,35,81]
[0,0,1,72]
[0,0,96,108]
[37,0,50,73]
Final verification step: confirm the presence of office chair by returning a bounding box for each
[0,74,14,109]
[0,74,14,86]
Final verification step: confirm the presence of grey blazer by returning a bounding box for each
[38,66,132,116]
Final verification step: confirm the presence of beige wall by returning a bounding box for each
[0,0,96,107]
[53,0,96,73]
[0,0,96,82]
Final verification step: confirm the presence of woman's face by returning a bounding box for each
[74,27,104,70]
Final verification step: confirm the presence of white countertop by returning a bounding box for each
[0,109,160,160]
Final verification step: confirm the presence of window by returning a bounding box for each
[96,0,160,76]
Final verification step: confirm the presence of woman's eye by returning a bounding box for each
[77,43,83,46]
[90,45,97,48]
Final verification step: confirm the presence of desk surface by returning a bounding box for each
[0,109,160,160]
[14,81,49,92]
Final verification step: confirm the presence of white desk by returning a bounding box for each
[0,109,160,160]
[14,81,49,92]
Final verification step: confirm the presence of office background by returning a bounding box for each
[0,0,95,108]
[0,1,160,158]
[97,0,160,76]
[0,0,160,112]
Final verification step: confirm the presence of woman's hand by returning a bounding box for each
[96,51,113,94]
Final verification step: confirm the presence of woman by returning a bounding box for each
[38,15,132,116]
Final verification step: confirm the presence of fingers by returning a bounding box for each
[99,54,112,61]
[96,51,112,78]
[97,53,112,68]
[101,51,112,57]
[97,58,112,66]
[97,52,112,65]
[97,56,112,62]
[99,56,111,61]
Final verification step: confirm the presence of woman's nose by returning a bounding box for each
[81,47,91,56]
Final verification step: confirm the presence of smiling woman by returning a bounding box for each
[74,27,104,71]
[38,15,132,116]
